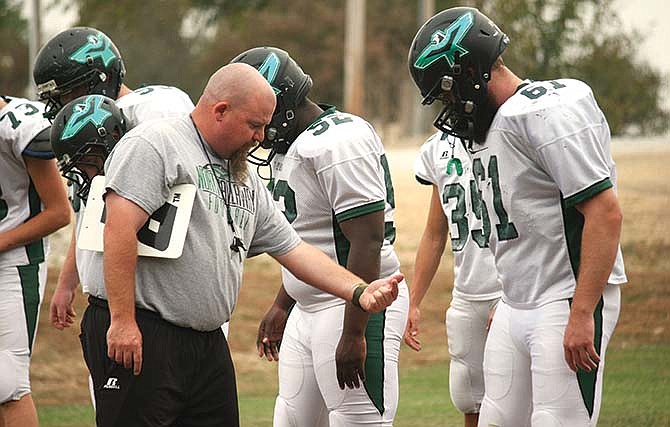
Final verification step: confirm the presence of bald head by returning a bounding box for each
[199,62,275,108]
[191,62,276,162]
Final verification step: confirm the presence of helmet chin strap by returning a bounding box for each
[433,88,498,148]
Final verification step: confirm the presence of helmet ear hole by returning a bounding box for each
[265,128,277,143]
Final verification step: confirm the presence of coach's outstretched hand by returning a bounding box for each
[358,273,403,313]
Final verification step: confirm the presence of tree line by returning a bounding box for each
[1,0,667,136]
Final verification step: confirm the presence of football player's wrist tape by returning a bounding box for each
[351,283,369,309]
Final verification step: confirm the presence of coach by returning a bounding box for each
[78,63,401,427]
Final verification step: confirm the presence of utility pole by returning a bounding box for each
[27,0,41,98]
[410,0,435,136]
[344,0,365,116]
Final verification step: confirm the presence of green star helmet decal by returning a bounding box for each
[414,11,474,70]
[61,96,112,140]
[446,158,463,176]
[69,32,117,67]
[258,52,282,95]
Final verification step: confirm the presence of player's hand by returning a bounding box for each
[563,310,599,373]
[256,303,290,362]
[359,273,402,313]
[107,318,143,376]
[336,331,366,389]
[404,304,422,351]
[50,284,77,330]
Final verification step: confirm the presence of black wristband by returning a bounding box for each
[351,283,369,309]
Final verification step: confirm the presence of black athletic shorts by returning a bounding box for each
[80,296,238,427]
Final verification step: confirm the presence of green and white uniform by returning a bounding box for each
[414,132,501,414]
[477,79,626,426]
[0,97,51,402]
[414,132,500,300]
[115,85,194,129]
[270,107,408,426]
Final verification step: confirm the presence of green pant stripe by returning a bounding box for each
[560,193,584,278]
[24,179,45,263]
[574,296,604,417]
[331,210,387,413]
[17,264,41,353]
[363,311,386,415]
[331,211,350,267]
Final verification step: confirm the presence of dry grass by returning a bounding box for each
[31,140,670,408]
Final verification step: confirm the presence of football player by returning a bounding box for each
[0,95,70,426]
[49,94,126,330]
[404,128,501,427]
[233,47,409,426]
[35,27,200,334]
[408,7,626,426]
[32,27,204,411]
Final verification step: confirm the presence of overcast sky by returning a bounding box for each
[614,0,670,76]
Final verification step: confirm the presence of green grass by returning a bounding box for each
[37,404,94,426]
[597,345,670,426]
[395,359,462,425]
[38,344,670,426]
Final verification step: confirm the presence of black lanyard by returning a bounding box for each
[189,114,246,254]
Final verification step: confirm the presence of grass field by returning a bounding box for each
[31,139,670,426]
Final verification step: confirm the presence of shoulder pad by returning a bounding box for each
[23,126,55,159]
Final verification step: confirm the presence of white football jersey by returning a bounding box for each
[0,97,52,267]
[116,85,194,129]
[476,79,626,309]
[271,107,400,312]
[414,132,501,301]
[66,184,94,294]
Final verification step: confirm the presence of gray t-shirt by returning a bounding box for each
[82,115,301,331]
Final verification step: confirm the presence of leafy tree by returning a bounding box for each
[71,0,202,96]
[196,1,348,107]
[50,0,667,135]
[0,0,29,96]
[197,0,422,124]
[478,0,669,134]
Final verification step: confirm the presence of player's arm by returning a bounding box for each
[272,241,401,314]
[256,284,295,361]
[335,209,385,389]
[50,225,80,330]
[405,185,448,351]
[103,190,149,376]
[0,156,70,253]
[564,187,622,372]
